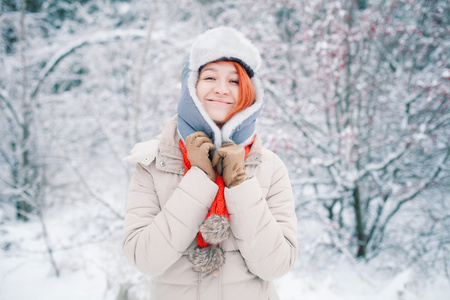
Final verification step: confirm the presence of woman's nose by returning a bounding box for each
[214,80,229,95]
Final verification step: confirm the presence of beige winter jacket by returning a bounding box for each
[122,116,298,300]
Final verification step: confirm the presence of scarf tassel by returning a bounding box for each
[187,213,230,274]
[188,245,225,274]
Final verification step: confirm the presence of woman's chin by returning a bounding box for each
[209,115,227,125]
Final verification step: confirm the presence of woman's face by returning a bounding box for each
[196,61,239,125]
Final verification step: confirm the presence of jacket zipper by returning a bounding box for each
[197,272,201,300]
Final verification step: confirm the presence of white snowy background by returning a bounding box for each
[1,0,449,299]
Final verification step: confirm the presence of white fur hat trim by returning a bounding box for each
[189,27,261,75]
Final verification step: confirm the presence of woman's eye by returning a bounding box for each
[230,80,239,84]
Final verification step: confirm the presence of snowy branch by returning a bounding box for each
[361,142,411,179]
[0,90,22,127]
[30,29,147,100]
[379,147,450,239]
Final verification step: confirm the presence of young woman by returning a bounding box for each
[122,27,298,300]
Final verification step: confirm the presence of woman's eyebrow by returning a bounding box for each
[201,67,217,73]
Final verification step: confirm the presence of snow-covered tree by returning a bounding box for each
[260,0,449,265]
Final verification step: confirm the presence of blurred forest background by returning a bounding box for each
[1,0,449,299]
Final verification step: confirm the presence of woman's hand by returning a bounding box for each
[186,132,216,182]
[212,143,248,188]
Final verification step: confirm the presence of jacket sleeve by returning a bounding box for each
[225,152,298,281]
[122,164,218,277]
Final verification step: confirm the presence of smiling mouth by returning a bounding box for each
[207,99,231,105]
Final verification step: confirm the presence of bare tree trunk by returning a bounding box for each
[36,198,60,277]
[16,0,33,221]
[353,186,367,258]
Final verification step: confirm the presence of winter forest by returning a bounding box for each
[1,0,449,299]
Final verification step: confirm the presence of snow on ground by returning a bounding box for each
[1,209,449,300]
[274,264,450,300]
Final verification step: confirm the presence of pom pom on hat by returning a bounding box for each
[189,27,261,77]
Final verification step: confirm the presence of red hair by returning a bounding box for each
[223,61,255,122]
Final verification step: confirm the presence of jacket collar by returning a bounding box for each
[122,115,183,174]
[157,115,184,175]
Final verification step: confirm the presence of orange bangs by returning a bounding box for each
[223,61,255,123]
